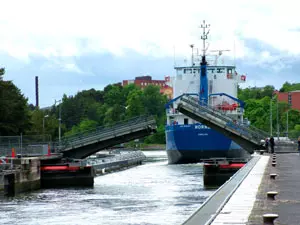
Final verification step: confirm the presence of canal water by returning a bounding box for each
[0,150,215,225]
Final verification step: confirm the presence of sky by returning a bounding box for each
[1,0,300,107]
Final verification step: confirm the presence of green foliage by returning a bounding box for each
[0,68,31,135]
[239,84,300,139]
[64,119,98,136]
[279,82,300,92]
[53,83,167,143]
[238,85,275,101]
[126,89,145,118]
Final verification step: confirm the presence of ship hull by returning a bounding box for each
[166,124,248,164]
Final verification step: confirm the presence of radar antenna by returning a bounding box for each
[190,44,194,66]
[210,49,230,65]
[200,20,210,57]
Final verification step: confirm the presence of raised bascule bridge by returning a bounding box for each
[0,115,157,194]
[56,115,157,159]
[176,94,267,155]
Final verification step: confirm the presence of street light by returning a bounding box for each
[286,109,290,138]
[276,98,279,141]
[55,100,62,145]
[270,95,277,137]
[43,114,49,138]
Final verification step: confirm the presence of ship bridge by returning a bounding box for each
[176,95,267,154]
[56,115,157,159]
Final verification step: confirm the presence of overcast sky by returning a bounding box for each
[1,0,299,107]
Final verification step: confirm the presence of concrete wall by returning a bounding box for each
[0,157,41,196]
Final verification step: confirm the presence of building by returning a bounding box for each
[123,76,173,99]
[274,90,300,111]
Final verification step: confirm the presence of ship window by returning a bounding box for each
[217,68,222,73]
[184,118,189,125]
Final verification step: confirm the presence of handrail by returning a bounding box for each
[179,95,266,145]
[56,115,156,151]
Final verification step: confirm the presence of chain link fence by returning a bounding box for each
[0,135,52,157]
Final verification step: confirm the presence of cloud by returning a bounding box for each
[1,0,300,107]
[1,0,300,61]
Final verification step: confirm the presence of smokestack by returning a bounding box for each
[35,76,39,108]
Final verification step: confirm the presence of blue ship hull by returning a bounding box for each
[166,124,247,164]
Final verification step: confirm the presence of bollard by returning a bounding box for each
[267,191,278,200]
[263,213,278,224]
[260,150,265,155]
[272,162,276,167]
[269,173,277,180]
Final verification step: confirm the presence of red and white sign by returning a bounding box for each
[241,75,246,81]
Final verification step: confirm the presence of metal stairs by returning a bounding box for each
[176,95,267,154]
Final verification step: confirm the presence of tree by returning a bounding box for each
[0,68,31,135]
[126,89,145,118]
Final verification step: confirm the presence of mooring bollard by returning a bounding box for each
[272,162,276,167]
[269,173,277,180]
[263,213,278,224]
[267,191,278,200]
[260,150,265,155]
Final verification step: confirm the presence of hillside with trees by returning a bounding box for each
[1,66,300,142]
[238,85,300,139]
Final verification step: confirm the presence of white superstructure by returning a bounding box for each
[166,56,247,126]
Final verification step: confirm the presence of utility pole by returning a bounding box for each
[270,99,272,136]
[276,98,279,141]
[286,110,289,138]
[55,100,62,146]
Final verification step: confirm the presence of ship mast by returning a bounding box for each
[201,20,210,57]
[199,20,210,105]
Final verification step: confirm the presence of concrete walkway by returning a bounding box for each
[248,153,300,225]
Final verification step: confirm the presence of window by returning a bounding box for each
[184,118,189,125]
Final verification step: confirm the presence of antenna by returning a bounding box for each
[200,20,210,57]
[233,39,236,67]
[173,45,176,67]
[210,49,230,65]
[190,44,194,66]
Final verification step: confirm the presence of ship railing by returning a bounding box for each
[179,95,267,144]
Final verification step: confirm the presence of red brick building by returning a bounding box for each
[123,76,173,99]
[274,90,300,111]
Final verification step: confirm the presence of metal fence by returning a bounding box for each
[0,135,52,157]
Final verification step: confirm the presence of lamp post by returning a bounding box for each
[270,98,272,137]
[270,95,277,137]
[55,100,62,146]
[43,115,49,139]
[286,109,289,138]
[276,98,279,141]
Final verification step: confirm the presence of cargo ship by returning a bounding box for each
[165,21,249,164]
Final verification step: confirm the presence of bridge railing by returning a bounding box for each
[179,95,267,144]
[56,115,156,151]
